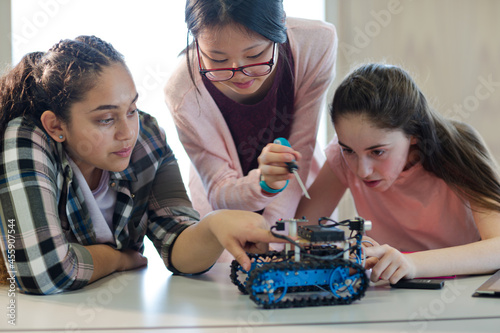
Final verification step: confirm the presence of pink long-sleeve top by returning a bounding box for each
[165,18,338,227]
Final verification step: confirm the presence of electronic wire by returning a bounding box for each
[270,226,361,262]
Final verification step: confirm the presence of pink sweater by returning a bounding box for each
[165,18,337,227]
[326,137,480,252]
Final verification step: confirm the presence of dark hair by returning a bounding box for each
[330,63,500,212]
[184,0,288,91]
[0,35,125,136]
[186,0,287,43]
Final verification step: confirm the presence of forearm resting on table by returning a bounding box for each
[86,244,145,283]
[408,237,500,278]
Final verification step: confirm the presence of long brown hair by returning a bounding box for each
[0,35,124,137]
[330,63,500,212]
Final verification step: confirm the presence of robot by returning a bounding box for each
[230,217,372,309]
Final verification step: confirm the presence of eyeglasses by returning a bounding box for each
[196,41,276,82]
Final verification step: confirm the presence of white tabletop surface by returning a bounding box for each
[1,246,499,332]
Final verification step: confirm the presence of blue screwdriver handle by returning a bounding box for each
[273,137,291,147]
[273,137,298,172]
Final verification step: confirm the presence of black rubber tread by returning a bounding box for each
[230,251,288,294]
[230,246,346,295]
[245,259,369,309]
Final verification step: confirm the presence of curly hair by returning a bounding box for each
[0,35,124,136]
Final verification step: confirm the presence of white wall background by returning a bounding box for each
[7,0,325,186]
[325,0,500,161]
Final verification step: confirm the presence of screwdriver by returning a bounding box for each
[273,137,311,199]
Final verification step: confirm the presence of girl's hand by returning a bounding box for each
[117,249,148,272]
[87,245,148,283]
[364,244,417,284]
[258,143,302,192]
[361,236,381,269]
[206,210,286,271]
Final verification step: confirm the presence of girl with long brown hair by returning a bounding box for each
[294,63,500,283]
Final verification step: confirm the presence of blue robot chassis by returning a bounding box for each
[230,217,372,309]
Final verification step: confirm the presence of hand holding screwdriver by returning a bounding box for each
[273,138,311,199]
[257,138,311,199]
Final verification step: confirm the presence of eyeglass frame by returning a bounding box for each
[196,40,277,82]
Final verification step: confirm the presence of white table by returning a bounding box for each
[1,249,499,333]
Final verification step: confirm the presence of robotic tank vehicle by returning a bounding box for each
[230,217,372,309]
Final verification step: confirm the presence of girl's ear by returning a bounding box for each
[40,110,66,143]
[410,136,418,145]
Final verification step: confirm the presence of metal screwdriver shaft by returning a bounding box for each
[273,138,311,199]
[290,167,311,199]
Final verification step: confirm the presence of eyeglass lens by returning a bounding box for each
[205,65,272,81]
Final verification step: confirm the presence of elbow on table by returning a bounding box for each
[15,273,85,296]
[13,254,91,295]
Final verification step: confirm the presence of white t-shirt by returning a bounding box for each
[68,157,117,244]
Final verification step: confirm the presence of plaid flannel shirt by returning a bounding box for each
[0,112,199,295]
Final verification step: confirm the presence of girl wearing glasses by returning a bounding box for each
[165,0,337,238]
[0,36,282,294]
[296,64,500,283]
